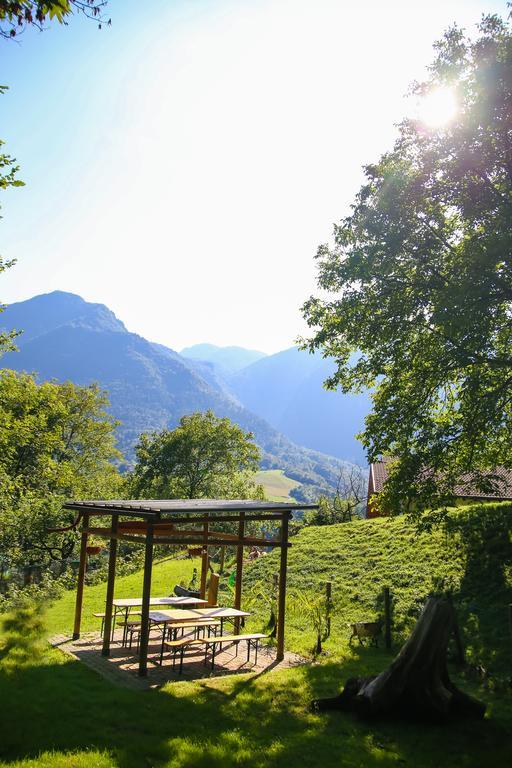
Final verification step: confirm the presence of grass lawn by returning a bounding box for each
[255,470,300,502]
[1,636,511,768]
[1,506,512,767]
[44,556,201,637]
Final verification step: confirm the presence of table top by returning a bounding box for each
[113,596,208,608]
[148,607,251,623]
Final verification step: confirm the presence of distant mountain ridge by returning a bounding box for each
[181,343,267,375]
[182,342,371,463]
[0,291,347,500]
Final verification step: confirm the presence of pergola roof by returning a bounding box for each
[64,499,318,517]
[68,498,318,675]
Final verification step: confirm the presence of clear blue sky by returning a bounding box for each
[1,0,508,353]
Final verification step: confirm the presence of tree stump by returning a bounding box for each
[313,596,486,722]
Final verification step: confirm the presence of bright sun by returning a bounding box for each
[417,87,457,128]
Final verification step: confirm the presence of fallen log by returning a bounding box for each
[313,596,486,722]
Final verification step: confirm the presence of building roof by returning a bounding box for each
[63,499,318,518]
[369,460,512,501]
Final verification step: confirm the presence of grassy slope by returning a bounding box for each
[255,469,300,501]
[45,556,201,636]
[1,503,512,767]
[246,502,512,673]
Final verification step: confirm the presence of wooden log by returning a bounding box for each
[312,596,486,722]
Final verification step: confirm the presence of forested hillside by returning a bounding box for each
[1,292,347,498]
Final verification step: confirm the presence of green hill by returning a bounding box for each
[244,501,512,673]
[2,503,512,768]
[255,469,301,501]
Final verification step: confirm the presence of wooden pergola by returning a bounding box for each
[64,499,317,676]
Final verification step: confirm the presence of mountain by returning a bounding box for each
[0,291,347,499]
[181,343,267,375]
[226,347,371,463]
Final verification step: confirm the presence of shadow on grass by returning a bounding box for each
[445,504,512,676]
[1,640,511,768]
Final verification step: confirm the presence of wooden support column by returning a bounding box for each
[72,512,90,640]
[101,515,119,656]
[138,520,154,677]
[200,514,209,599]
[234,511,245,632]
[276,512,289,661]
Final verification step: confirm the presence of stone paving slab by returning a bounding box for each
[49,630,306,690]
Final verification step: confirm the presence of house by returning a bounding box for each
[366,458,512,518]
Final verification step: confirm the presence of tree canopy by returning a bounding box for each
[0,1,109,38]
[0,371,123,573]
[302,14,512,518]
[131,410,262,500]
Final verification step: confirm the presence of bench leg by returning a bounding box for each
[179,647,184,674]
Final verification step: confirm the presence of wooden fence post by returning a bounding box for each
[325,582,332,638]
[383,586,392,650]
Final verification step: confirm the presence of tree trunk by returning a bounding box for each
[313,596,486,722]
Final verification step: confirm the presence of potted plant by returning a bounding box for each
[86,536,104,557]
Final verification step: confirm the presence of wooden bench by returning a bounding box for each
[157,619,221,660]
[93,612,106,635]
[161,632,267,672]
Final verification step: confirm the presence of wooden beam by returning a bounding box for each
[83,528,288,548]
[63,504,160,520]
[234,511,245,632]
[200,514,209,599]
[276,512,289,661]
[101,515,119,656]
[138,520,154,677]
[72,512,90,640]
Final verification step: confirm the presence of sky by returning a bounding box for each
[0,0,508,354]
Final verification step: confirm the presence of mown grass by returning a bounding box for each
[245,502,512,674]
[1,641,511,768]
[45,555,201,636]
[254,470,300,501]
[1,503,511,767]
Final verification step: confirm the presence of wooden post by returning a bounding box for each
[234,511,245,632]
[72,512,90,640]
[200,514,209,599]
[326,582,332,638]
[276,512,289,661]
[101,515,119,656]
[138,520,154,677]
[384,586,392,650]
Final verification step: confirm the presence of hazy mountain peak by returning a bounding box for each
[181,342,267,374]
[1,290,127,344]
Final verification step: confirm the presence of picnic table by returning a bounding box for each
[148,607,251,658]
[112,596,208,642]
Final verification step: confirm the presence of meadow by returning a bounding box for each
[1,502,512,768]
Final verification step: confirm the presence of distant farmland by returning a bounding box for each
[254,469,300,501]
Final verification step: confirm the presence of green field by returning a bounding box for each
[1,503,512,767]
[255,469,300,501]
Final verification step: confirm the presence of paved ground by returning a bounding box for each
[50,629,306,690]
